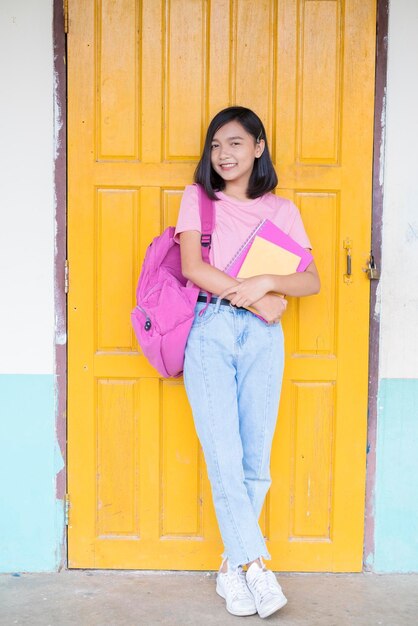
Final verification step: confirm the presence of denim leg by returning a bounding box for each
[183,303,270,569]
[236,315,285,520]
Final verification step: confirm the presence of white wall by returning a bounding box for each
[373,0,418,573]
[379,0,418,380]
[0,0,54,375]
[0,0,63,574]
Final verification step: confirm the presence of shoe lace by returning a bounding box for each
[227,567,250,599]
[251,568,279,602]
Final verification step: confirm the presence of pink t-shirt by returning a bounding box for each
[174,185,312,271]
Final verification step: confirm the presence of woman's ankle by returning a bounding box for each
[220,558,228,573]
[245,557,263,570]
[220,556,264,573]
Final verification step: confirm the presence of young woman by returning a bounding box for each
[175,107,320,618]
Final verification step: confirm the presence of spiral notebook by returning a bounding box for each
[224,219,313,278]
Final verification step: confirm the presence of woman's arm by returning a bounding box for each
[180,231,287,323]
[219,259,320,309]
[266,261,320,296]
[180,230,240,294]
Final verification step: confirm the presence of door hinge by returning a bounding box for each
[64,0,69,34]
[65,260,69,293]
[65,493,70,525]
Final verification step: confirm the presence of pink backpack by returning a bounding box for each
[131,185,214,378]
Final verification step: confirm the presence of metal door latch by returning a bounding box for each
[343,239,352,284]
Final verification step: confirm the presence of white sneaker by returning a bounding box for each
[246,560,287,618]
[216,561,257,616]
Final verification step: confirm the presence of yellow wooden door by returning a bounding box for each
[68,0,376,571]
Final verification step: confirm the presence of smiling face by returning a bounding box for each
[210,120,265,193]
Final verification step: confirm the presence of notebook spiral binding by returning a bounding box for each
[223,219,266,273]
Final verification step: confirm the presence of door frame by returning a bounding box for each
[53,0,67,569]
[363,0,389,571]
[53,0,388,571]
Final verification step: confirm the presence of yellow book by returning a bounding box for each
[237,235,302,279]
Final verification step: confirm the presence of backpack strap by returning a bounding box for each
[195,184,215,312]
[196,184,214,264]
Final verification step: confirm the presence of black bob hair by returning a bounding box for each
[194,106,278,200]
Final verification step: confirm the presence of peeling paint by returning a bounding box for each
[55,310,66,342]
[53,69,63,162]
[374,280,382,318]
[54,438,65,475]
[379,91,387,188]
[55,331,67,346]
[53,0,68,570]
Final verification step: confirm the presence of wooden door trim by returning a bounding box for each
[57,0,389,572]
[53,0,68,569]
[364,0,389,571]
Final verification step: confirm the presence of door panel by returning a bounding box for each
[68,0,376,570]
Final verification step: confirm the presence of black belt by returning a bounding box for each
[197,294,245,309]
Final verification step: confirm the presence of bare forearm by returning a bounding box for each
[185,263,283,321]
[184,261,288,323]
[183,261,239,296]
[266,271,320,297]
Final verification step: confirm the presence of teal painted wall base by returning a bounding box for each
[0,375,64,572]
[374,378,418,572]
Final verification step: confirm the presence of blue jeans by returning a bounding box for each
[183,298,284,569]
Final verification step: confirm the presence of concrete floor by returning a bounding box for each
[0,570,417,626]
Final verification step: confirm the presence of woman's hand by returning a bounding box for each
[252,293,287,324]
[219,275,287,324]
[219,275,273,308]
